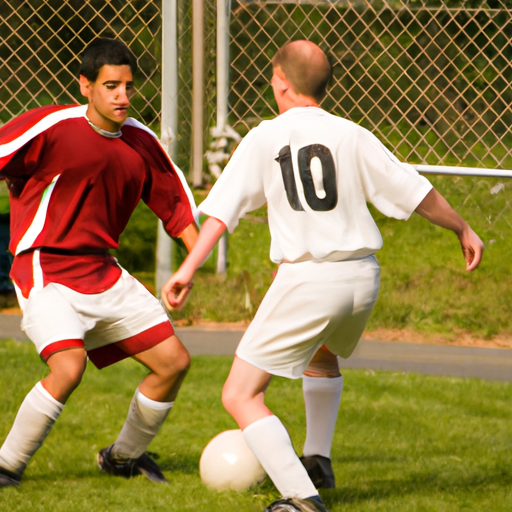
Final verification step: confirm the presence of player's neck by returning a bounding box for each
[278,95,320,114]
[279,103,320,114]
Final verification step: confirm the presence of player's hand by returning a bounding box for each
[160,217,227,311]
[458,225,484,271]
[163,282,193,311]
[161,268,195,311]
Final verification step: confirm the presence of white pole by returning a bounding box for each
[161,0,179,161]
[414,164,512,178]
[156,0,179,297]
[216,0,230,274]
[217,0,229,131]
[192,0,204,187]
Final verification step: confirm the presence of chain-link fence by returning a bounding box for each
[3,1,512,238]
[0,0,218,178]
[175,0,217,177]
[3,0,512,172]
[230,0,512,169]
[2,0,512,321]
[0,0,162,130]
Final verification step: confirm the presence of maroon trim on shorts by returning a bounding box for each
[87,321,175,370]
[40,339,85,361]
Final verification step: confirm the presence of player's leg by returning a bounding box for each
[0,347,87,488]
[301,346,342,489]
[0,280,89,488]
[133,333,191,402]
[98,334,190,483]
[298,256,380,497]
[42,347,89,402]
[222,356,327,512]
[235,257,377,509]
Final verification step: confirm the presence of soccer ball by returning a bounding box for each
[199,429,266,491]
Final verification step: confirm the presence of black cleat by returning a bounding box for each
[0,466,21,488]
[264,497,328,512]
[97,444,168,483]
[300,455,335,489]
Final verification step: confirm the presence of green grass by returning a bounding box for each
[2,340,512,511]
[366,174,512,338]
[143,175,512,340]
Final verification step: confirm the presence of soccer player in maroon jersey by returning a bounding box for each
[0,38,198,488]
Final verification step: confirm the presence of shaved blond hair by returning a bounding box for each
[272,40,332,102]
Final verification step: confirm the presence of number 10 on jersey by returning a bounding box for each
[276,144,338,212]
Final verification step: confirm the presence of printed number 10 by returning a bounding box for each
[276,144,338,212]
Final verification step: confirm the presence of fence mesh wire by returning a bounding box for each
[0,0,162,131]
[2,0,512,200]
[0,0,219,177]
[175,0,217,176]
[230,0,512,169]
[3,0,512,172]
[1,0,512,322]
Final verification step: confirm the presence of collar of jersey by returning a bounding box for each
[86,116,122,138]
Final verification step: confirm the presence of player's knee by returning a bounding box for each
[63,359,87,389]
[172,347,191,375]
[159,345,191,381]
[221,381,253,416]
[47,349,87,390]
[221,383,239,415]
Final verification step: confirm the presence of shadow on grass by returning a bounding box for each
[26,467,102,483]
[338,455,401,463]
[158,452,200,475]
[323,465,512,507]
[22,452,202,483]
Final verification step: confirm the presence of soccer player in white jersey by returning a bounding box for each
[0,39,199,489]
[163,40,484,512]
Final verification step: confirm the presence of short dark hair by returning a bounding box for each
[79,38,137,82]
[272,41,332,102]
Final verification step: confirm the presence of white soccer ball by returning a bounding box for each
[199,429,266,491]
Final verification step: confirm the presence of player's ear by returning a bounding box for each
[272,67,289,94]
[79,75,92,99]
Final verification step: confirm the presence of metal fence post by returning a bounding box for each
[156,0,179,297]
[192,0,205,188]
[215,0,230,275]
[217,0,229,133]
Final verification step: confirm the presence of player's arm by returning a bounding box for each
[161,221,200,311]
[177,221,200,252]
[414,188,484,271]
[161,216,227,310]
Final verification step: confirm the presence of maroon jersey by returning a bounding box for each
[0,105,195,297]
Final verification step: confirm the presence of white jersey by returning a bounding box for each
[200,107,433,264]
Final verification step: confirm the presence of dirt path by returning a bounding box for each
[363,328,512,350]
[174,319,512,351]
[4,307,511,351]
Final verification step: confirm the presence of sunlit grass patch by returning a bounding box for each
[1,340,512,511]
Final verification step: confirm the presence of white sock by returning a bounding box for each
[112,388,173,459]
[303,375,343,458]
[0,382,64,474]
[243,415,318,499]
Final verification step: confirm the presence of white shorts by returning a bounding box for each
[236,256,380,379]
[16,269,174,369]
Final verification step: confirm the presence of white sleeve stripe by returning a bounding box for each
[122,118,197,220]
[169,158,198,223]
[122,117,158,139]
[0,105,87,158]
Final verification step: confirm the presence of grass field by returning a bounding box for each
[1,340,512,511]
[146,173,512,343]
